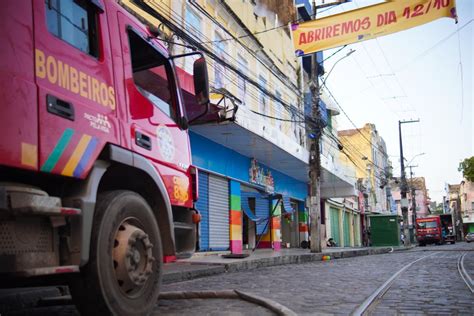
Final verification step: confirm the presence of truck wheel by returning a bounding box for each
[70,191,163,315]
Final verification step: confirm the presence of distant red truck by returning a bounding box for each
[416,214,456,246]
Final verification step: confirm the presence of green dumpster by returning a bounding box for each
[369,214,401,247]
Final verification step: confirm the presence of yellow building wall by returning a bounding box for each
[338,126,375,188]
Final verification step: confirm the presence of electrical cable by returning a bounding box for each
[140,0,392,182]
[150,0,304,119]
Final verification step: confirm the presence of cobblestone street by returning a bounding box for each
[370,251,473,315]
[156,243,474,315]
[2,243,473,315]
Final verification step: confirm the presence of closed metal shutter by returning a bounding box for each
[329,207,340,246]
[208,174,229,250]
[343,212,350,247]
[255,196,269,235]
[196,171,209,251]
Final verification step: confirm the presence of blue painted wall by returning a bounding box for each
[190,132,307,201]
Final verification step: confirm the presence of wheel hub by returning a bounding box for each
[113,222,155,295]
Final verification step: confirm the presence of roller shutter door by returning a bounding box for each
[343,212,350,247]
[196,171,209,251]
[329,207,340,246]
[208,174,229,250]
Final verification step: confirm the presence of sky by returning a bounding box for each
[316,0,473,203]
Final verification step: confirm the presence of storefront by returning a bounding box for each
[190,132,308,254]
[325,198,361,247]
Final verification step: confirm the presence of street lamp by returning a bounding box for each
[405,152,425,166]
[398,119,420,246]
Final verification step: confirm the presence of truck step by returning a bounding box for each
[0,183,81,216]
[13,206,81,217]
[20,265,80,277]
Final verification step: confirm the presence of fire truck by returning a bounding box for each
[416,214,456,246]
[0,0,225,314]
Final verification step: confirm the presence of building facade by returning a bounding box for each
[123,0,358,252]
[460,180,474,234]
[338,123,391,215]
[390,176,430,240]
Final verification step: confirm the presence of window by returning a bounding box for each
[258,75,267,115]
[128,30,176,120]
[214,33,226,89]
[185,5,201,33]
[46,0,99,57]
[237,55,248,105]
[183,5,202,72]
[274,90,283,130]
[327,110,333,131]
[417,221,438,229]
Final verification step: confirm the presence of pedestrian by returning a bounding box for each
[327,238,337,247]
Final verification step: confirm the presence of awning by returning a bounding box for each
[282,196,295,214]
[241,196,263,222]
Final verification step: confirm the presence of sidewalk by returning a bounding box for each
[163,246,412,283]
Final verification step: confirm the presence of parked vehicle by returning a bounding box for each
[0,1,226,315]
[416,214,456,246]
[416,217,442,246]
[439,213,456,244]
[465,232,474,243]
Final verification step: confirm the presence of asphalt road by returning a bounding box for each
[1,242,473,315]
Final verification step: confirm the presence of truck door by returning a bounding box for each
[114,13,193,208]
[33,0,117,178]
[0,2,37,171]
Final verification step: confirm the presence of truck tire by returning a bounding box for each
[70,190,163,316]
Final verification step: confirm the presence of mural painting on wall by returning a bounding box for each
[249,159,275,193]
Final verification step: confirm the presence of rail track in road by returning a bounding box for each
[352,251,474,315]
[458,252,474,293]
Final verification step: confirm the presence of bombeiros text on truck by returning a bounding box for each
[0,0,235,315]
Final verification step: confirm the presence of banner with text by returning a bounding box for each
[291,0,457,56]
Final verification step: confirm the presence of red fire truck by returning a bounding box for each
[0,1,223,314]
[416,217,442,246]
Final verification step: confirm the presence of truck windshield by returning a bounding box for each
[417,221,438,229]
[128,30,176,120]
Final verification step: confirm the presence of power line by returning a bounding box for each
[395,19,473,73]
[150,0,304,118]
[200,19,303,44]
[321,81,390,161]
[142,0,391,182]
[456,21,465,123]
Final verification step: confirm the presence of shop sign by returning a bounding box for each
[249,159,275,193]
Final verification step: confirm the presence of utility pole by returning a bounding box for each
[408,165,418,241]
[308,0,350,253]
[398,119,419,246]
[309,1,322,252]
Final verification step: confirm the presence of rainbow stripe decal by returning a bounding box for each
[40,128,98,178]
[229,180,242,254]
[41,128,75,173]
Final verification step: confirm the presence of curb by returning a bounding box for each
[163,265,226,284]
[164,247,394,284]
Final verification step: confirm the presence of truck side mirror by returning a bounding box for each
[193,57,209,105]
